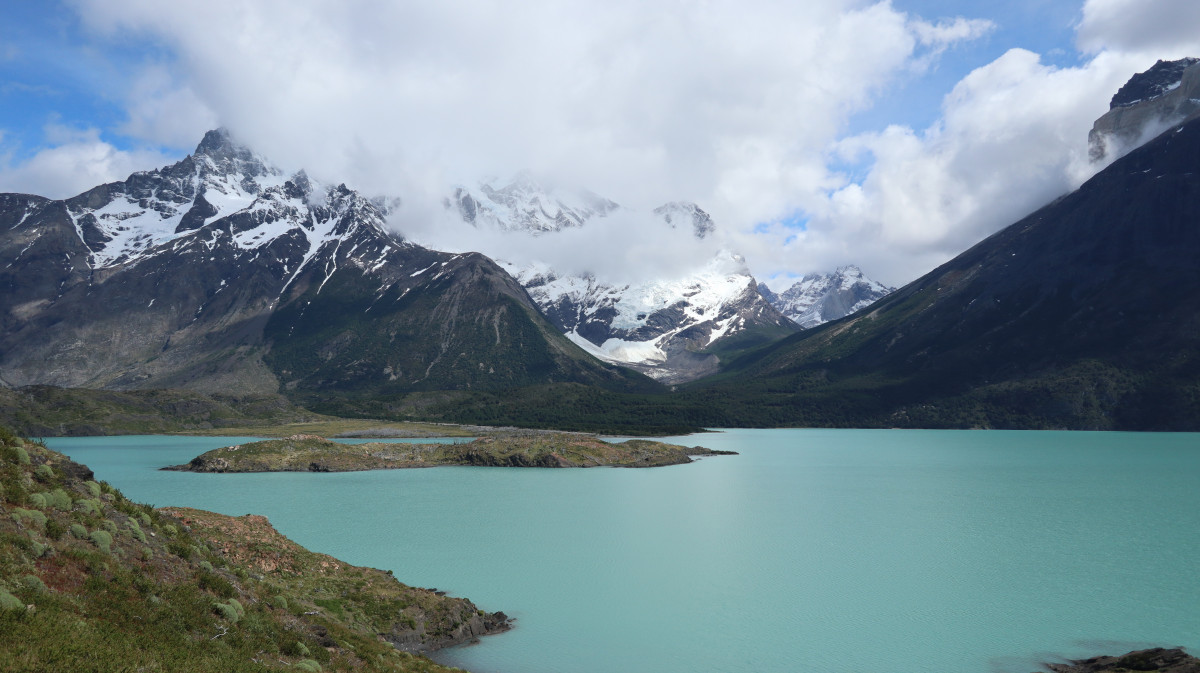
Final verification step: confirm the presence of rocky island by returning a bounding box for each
[164,433,736,473]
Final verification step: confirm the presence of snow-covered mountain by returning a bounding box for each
[0,130,645,398]
[652,201,715,239]
[445,172,620,233]
[439,174,797,382]
[504,251,795,383]
[759,266,893,329]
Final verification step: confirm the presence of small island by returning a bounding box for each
[164,432,737,473]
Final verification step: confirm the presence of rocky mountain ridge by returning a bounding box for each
[758,265,893,329]
[1090,57,1200,161]
[0,130,653,403]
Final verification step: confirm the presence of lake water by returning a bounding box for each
[44,430,1200,673]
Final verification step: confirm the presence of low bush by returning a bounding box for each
[101,520,117,535]
[127,520,147,543]
[11,508,47,530]
[69,524,87,539]
[213,601,240,623]
[47,488,72,510]
[28,493,48,509]
[19,575,47,594]
[45,519,65,540]
[89,530,113,554]
[294,660,322,672]
[272,595,288,611]
[84,481,101,498]
[34,464,54,481]
[14,447,30,466]
[0,590,23,611]
[197,571,235,599]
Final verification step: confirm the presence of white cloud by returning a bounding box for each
[65,0,991,283]
[0,124,174,199]
[1077,0,1200,56]
[55,0,1200,291]
[118,65,218,149]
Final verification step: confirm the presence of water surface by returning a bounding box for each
[45,430,1200,673]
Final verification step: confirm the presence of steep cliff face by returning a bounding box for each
[0,131,655,399]
[1089,58,1200,161]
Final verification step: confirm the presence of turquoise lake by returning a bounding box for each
[44,430,1200,673]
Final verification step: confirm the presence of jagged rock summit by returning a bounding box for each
[759,266,893,329]
[1089,57,1200,161]
[0,130,652,403]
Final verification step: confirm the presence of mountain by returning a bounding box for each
[701,111,1200,430]
[0,130,656,407]
[505,251,796,384]
[758,266,893,329]
[1089,57,1200,161]
[440,175,799,382]
[445,172,620,233]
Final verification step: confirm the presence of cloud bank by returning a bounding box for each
[6,0,1200,287]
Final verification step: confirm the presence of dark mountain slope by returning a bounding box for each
[696,116,1200,429]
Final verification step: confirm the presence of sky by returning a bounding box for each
[2,0,1200,288]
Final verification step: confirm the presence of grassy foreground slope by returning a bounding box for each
[0,425,507,672]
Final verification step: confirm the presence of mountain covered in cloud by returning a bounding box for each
[445,173,620,233]
[441,174,798,382]
[0,130,652,403]
[758,266,893,329]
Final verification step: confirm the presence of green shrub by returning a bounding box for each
[34,464,54,481]
[76,498,102,516]
[167,540,192,560]
[47,488,72,510]
[127,520,147,543]
[138,512,151,527]
[84,481,101,498]
[101,520,117,535]
[197,571,235,599]
[19,574,47,594]
[161,524,178,537]
[199,560,214,573]
[89,530,113,554]
[70,523,87,539]
[227,598,244,617]
[141,547,154,561]
[11,508,47,530]
[284,640,312,657]
[14,447,30,466]
[213,599,238,623]
[0,590,23,611]
[28,493,49,509]
[45,518,65,540]
[294,659,322,672]
[272,595,289,611]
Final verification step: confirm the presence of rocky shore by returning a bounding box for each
[1039,648,1200,673]
[164,433,736,473]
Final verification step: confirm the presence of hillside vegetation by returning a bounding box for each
[0,425,507,672]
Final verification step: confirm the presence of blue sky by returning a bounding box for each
[2,0,1199,286]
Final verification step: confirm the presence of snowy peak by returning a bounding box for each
[506,250,795,383]
[447,173,620,234]
[653,201,715,239]
[763,265,893,329]
[51,129,403,274]
[1110,58,1200,109]
[1089,58,1200,161]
